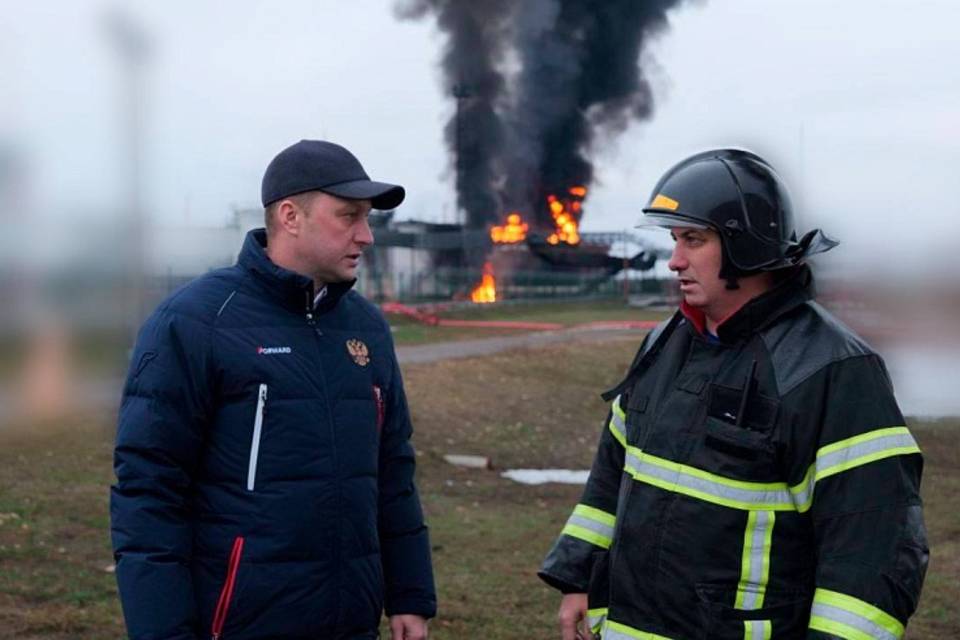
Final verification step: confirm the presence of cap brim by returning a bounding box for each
[636,211,709,230]
[322,179,405,210]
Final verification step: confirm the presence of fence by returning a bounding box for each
[357,265,668,304]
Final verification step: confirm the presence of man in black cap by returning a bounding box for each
[111,140,436,640]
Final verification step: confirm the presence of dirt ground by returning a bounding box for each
[0,336,956,639]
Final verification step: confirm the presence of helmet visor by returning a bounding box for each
[636,211,709,230]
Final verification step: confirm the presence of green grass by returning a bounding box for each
[0,337,957,639]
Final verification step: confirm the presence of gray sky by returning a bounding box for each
[3,0,959,274]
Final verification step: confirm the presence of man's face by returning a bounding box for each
[667,226,728,311]
[295,192,374,283]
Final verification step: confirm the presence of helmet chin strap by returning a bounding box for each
[719,244,744,290]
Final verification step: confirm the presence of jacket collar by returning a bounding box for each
[681,265,815,343]
[237,228,355,315]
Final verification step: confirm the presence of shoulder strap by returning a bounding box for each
[600,311,684,402]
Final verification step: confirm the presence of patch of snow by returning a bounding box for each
[501,469,590,485]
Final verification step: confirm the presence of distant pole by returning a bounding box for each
[103,9,150,349]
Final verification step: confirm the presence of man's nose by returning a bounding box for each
[667,245,686,272]
[356,219,374,247]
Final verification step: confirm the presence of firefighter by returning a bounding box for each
[539,149,928,639]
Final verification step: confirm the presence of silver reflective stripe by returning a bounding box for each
[624,450,794,510]
[562,504,616,548]
[609,395,627,447]
[790,429,919,511]
[817,431,917,473]
[567,514,614,540]
[744,620,770,640]
[246,384,268,491]
[623,428,919,512]
[601,620,675,640]
[810,603,899,640]
[587,608,607,633]
[738,511,774,610]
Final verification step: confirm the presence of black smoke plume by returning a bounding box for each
[397,0,687,230]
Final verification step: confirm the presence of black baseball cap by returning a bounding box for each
[261,139,405,210]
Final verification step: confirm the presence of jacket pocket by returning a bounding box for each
[246,384,268,492]
[704,416,774,459]
[211,536,245,640]
[704,383,777,437]
[698,414,781,482]
[699,383,778,475]
[695,583,810,640]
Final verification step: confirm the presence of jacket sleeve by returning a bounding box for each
[782,355,928,640]
[110,309,214,640]
[377,343,437,619]
[538,394,627,593]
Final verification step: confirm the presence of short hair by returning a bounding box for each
[264,191,321,234]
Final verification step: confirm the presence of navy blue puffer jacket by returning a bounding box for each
[111,229,436,640]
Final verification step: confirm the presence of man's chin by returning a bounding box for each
[335,270,358,282]
[317,270,356,285]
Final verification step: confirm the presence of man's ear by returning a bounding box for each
[276,199,302,237]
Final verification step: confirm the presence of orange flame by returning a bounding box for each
[545,187,586,245]
[490,212,529,244]
[470,262,497,303]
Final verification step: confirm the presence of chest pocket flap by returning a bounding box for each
[703,383,779,460]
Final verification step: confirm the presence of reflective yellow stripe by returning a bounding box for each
[620,427,920,513]
[609,395,627,448]
[735,511,775,610]
[790,427,920,512]
[624,447,795,511]
[809,588,904,640]
[587,607,607,634]
[602,619,676,639]
[561,524,610,548]
[561,503,616,549]
[743,620,772,640]
[573,503,616,527]
[612,394,626,420]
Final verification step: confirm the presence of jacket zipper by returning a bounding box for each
[211,535,245,640]
[304,306,343,617]
[246,384,268,491]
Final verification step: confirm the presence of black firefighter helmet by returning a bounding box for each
[641,149,837,280]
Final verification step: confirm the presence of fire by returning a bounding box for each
[490,212,529,244]
[545,185,586,245]
[470,262,497,303]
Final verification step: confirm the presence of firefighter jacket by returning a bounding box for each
[539,266,928,640]
[111,229,436,640]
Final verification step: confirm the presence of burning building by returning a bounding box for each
[397,0,686,302]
